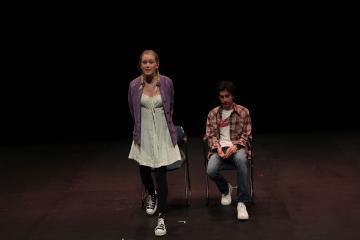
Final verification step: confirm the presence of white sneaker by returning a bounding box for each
[237,202,249,220]
[221,183,232,205]
[145,192,158,215]
[154,216,167,236]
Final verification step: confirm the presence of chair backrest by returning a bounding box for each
[176,125,186,147]
[166,125,187,171]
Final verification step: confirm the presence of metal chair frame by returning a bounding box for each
[202,137,254,205]
[140,125,191,207]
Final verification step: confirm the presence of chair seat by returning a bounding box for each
[167,159,184,171]
[150,148,186,171]
[166,150,186,171]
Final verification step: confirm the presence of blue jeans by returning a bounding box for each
[206,148,251,203]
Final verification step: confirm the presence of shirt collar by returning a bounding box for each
[219,103,240,115]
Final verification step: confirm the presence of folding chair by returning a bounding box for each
[202,136,254,205]
[141,125,191,207]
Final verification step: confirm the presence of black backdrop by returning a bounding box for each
[3,15,360,143]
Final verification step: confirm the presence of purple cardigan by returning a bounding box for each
[128,75,177,145]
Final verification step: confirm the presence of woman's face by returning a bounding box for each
[140,53,159,77]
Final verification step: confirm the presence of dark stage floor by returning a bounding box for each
[1,132,360,240]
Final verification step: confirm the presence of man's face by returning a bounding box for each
[218,90,234,110]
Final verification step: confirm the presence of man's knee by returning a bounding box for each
[207,155,220,178]
[233,149,248,166]
[206,166,216,178]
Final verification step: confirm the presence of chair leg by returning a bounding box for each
[186,149,191,206]
[184,146,191,206]
[184,162,189,206]
[185,173,191,207]
[205,175,209,206]
[204,160,209,206]
[202,138,209,206]
[250,161,255,204]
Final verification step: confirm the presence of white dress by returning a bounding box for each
[128,94,181,168]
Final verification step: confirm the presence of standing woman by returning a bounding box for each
[128,49,181,237]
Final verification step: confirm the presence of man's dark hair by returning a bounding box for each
[217,81,236,96]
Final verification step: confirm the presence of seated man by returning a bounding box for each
[205,81,252,220]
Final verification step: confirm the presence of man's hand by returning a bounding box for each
[224,145,238,158]
[217,148,226,158]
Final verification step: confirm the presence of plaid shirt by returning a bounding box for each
[205,103,252,158]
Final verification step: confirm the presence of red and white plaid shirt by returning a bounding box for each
[205,103,252,158]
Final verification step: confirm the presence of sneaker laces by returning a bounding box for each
[155,217,165,231]
[238,202,246,210]
[146,193,156,209]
